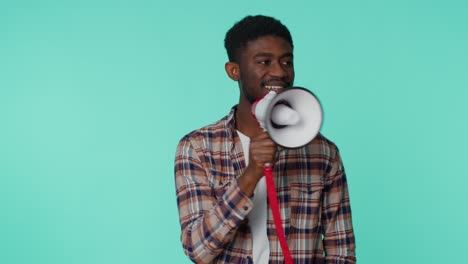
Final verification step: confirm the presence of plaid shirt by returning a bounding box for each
[175,106,356,264]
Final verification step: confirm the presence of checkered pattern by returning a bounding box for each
[175,106,356,264]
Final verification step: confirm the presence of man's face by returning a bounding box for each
[236,35,295,104]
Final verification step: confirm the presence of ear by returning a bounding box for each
[225,62,240,81]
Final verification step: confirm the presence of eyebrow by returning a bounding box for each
[253,52,294,59]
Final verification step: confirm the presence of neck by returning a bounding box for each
[235,97,263,138]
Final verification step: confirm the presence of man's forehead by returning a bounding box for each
[241,36,293,55]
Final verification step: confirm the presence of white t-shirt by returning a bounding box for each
[237,131,270,264]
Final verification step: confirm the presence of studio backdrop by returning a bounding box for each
[1,0,467,263]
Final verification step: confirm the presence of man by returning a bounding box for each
[175,15,356,264]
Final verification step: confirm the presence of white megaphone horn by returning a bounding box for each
[252,87,323,148]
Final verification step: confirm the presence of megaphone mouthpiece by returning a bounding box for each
[270,104,300,126]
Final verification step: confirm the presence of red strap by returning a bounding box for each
[263,165,293,264]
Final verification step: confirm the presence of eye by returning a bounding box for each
[258,60,271,65]
[281,60,293,66]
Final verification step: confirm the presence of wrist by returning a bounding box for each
[237,165,263,197]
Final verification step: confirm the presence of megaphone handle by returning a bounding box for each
[263,164,293,264]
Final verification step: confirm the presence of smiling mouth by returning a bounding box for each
[264,85,291,93]
[265,85,285,90]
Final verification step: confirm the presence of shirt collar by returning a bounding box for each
[224,105,239,150]
[225,105,237,131]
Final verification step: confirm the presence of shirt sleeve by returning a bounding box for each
[174,136,253,264]
[322,149,357,264]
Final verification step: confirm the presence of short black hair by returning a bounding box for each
[224,15,293,62]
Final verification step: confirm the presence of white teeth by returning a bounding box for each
[265,85,284,90]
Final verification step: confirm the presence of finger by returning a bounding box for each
[251,135,275,145]
[251,131,270,140]
[250,144,276,153]
[252,155,276,166]
[250,149,276,160]
[251,142,276,150]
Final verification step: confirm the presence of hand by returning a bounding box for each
[248,132,277,176]
[237,132,276,197]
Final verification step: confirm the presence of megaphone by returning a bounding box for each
[251,87,323,264]
[252,87,323,148]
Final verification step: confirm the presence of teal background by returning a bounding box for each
[1,0,467,263]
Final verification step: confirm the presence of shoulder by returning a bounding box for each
[180,116,230,143]
[176,110,234,153]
